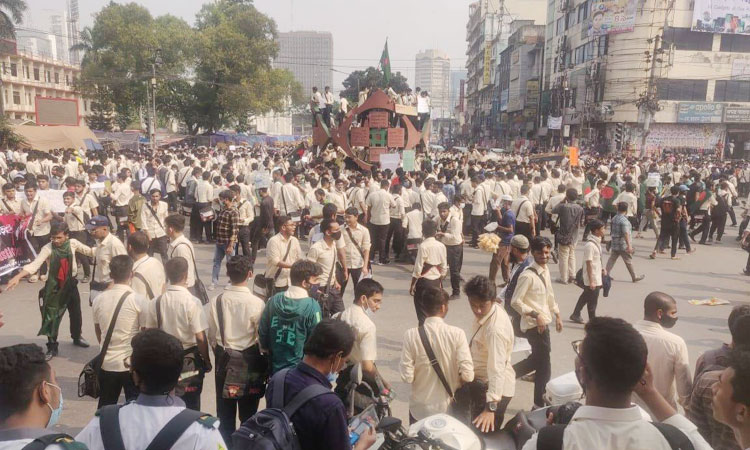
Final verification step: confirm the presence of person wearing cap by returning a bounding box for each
[490,194,515,287]
[87,215,127,303]
[499,234,532,337]
[5,220,95,360]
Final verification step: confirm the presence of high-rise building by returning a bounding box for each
[450,69,467,111]
[274,31,333,96]
[415,49,451,119]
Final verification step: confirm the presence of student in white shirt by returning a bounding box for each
[127,231,166,300]
[521,317,711,450]
[400,286,474,423]
[21,183,54,282]
[166,214,198,292]
[634,292,692,415]
[76,329,226,450]
[410,220,448,325]
[140,189,169,262]
[62,190,92,282]
[91,255,148,408]
[206,255,266,443]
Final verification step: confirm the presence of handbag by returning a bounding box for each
[215,295,268,399]
[155,295,205,397]
[199,205,215,222]
[78,292,131,398]
[172,243,209,305]
[316,245,337,317]
[345,226,372,275]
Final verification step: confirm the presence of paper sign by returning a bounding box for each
[380,154,400,172]
[568,147,579,166]
[38,189,66,213]
[402,150,416,172]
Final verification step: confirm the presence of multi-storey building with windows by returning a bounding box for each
[274,31,333,97]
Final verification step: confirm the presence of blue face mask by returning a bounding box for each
[327,354,342,384]
[45,382,63,428]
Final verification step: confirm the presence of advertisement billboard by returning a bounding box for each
[677,102,724,123]
[35,97,79,126]
[725,105,750,122]
[692,0,750,34]
[588,0,638,37]
[483,42,492,86]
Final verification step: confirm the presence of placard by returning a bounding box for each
[368,147,387,163]
[402,150,416,172]
[37,189,66,213]
[368,111,389,128]
[380,153,400,172]
[350,127,370,147]
[387,128,405,148]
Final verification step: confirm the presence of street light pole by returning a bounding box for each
[150,48,162,151]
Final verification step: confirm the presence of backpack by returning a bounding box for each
[232,368,333,450]
[660,196,679,222]
[536,421,695,450]
[21,433,86,450]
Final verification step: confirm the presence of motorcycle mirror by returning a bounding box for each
[376,416,402,432]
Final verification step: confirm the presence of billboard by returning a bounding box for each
[35,97,79,126]
[677,102,724,123]
[692,0,750,34]
[588,0,637,37]
[483,42,492,86]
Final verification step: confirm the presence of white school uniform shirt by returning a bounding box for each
[520,406,711,450]
[91,284,149,372]
[207,285,265,351]
[76,394,226,450]
[20,194,51,236]
[23,239,93,278]
[333,304,377,365]
[146,285,208,349]
[0,430,69,450]
[168,235,196,288]
[403,209,424,239]
[140,200,169,239]
[470,303,515,401]
[94,233,128,285]
[366,188,393,226]
[131,255,166,300]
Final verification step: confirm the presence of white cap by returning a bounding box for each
[501,194,513,202]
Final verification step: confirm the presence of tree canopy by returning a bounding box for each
[340,67,410,104]
[76,0,303,134]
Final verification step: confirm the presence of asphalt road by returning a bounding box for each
[1,225,748,437]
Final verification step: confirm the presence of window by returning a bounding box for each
[12,91,20,105]
[656,79,708,101]
[54,72,59,83]
[23,65,29,78]
[597,35,609,56]
[714,80,750,102]
[10,63,16,77]
[662,27,713,51]
[45,71,51,83]
[65,74,70,85]
[557,18,565,35]
[720,34,750,52]
[33,68,39,81]
[566,10,576,29]
[25,92,30,104]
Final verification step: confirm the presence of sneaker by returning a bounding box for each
[449,293,461,301]
[81,276,91,283]
[39,274,47,282]
[73,337,90,348]
[671,256,680,260]
[569,314,584,324]
[208,283,216,291]
[520,372,536,382]
[633,275,645,283]
[28,275,38,283]
[649,253,656,259]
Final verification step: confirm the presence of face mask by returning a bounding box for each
[661,315,678,329]
[331,231,342,240]
[45,382,63,428]
[363,299,375,318]
[327,355,341,384]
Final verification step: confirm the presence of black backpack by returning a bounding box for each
[232,368,333,450]
[536,421,695,450]
[22,433,86,450]
[97,404,217,450]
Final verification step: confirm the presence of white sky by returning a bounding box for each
[26,0,545,89]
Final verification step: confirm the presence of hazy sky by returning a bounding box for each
[27,0,543,89]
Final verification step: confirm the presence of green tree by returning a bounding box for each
[0,114,26,148]
[340,67,410,104]
[0,0,26,39]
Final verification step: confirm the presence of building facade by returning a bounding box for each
[0,42,90,123]
[544,0,750,156]
[415,49,451,119]
[274,31,333,97]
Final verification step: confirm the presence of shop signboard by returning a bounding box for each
[677,102,724,123]
[588,0,638,37]
[692,0,750,34]
[724,105,750,123]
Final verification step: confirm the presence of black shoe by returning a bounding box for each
[449,293,461,301]
[569,314,584,324]
[73,337,90,348]
[689,234,696,243]
[45,343,58,361]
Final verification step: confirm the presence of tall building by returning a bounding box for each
[0,43,91,123]
[274,31,333,96]
[415,49,451,119]
[544,0,750,156]
[450,69,468,111]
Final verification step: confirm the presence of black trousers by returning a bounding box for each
[29,234,50,276]
[463,205,473,235]
[572,286,601,320]
[167,192,179,212]
[658,225,679,257]
[709,213,727,240]
[368,223,389,263]
[470,215,485,246]
[515,222,533,242]
[385,218,404,260]
[97,369,138,409]
[69,231,91,277]
[148,235,169,262]
[691,211,712,243]
[445,244,463,295]
[215,360,263,445]
[193,202,214,242]
[454,380,512,428]
[414,278,442,325]
[340,267,362,297]
[513,327,551,407]
[238,225,251,257]
[740,216,750,237]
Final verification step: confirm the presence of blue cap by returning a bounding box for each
[678,185,689,192]
[86,215,109,230]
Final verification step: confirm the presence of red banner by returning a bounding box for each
[0,214,34,277]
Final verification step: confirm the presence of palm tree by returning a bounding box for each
[0,0,27,39]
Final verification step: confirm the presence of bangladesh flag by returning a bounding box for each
[380,40,391,85]
[601,182,620,213]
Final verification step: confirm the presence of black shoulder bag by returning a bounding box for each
[417,326,455,411]
[78,292,131,398]
[172,242,209,305]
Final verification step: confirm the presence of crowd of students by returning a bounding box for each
[1,144,750,450]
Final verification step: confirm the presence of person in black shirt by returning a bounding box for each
[256,185,274,251]
[651,186,682,260]
[265,319,376,450]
